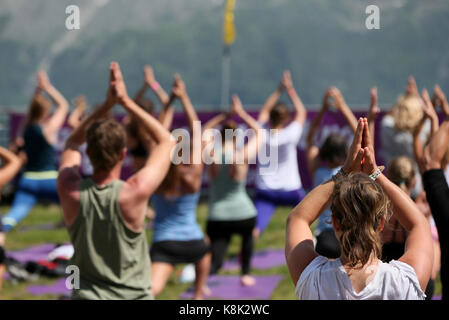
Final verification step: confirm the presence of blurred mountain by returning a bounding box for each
[0,0,448,110]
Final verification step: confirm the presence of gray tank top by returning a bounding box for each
[68,178,152,300]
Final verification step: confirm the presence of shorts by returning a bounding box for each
[150,239,209,265]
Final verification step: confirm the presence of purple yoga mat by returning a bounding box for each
[6,243,57,264]
[180,275,283,300]
[222,249,286,271]
[27,278,70,296]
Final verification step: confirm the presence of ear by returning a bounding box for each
[331,215,340,232]
[120,148,127,161]
[377,216,386,232]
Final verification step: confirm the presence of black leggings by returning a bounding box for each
[207,217,256,275]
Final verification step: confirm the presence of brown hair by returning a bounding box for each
[269,102,290,128]
[27,94,51,124]
[220,120,238,143]
[331,173,391,268]
[86,119,127,172]
[387,156,415,192]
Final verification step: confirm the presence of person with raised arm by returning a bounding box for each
[379,77,431,198]
[367,87,380,147]
[0,147,23,290]
[253,70,307,237]
[305,87,357,259]
[419,116,449,300]
[2,71,69,231]
[57,62,175,300]
[149,74,211,300]
[286,118,433,300]
[204,94,264,286]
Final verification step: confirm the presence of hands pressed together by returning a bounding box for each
[342,117,378,176]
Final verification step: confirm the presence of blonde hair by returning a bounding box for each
[387,156,415,192]
[331,173,391,268]
[392,94,423,132]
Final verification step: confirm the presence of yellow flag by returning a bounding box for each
[223,0,236,45]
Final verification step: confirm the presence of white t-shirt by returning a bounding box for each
[255,121,303,191]
[295,256,425,300]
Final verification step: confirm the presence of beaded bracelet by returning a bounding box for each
[369,166,385,181]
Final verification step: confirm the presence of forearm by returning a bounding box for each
[338,103,358,133]
[203,113,227,131]
[306,110,325,149]
[122,97,172,144]
[180,94,199,131]
[45,85,69,111]
[259,88,282,122]
[238,109,261,132]
[430,115,440,136]
[422,169,449,226]
[133,83,148,103]
[288,88,307,123]
[377,174,427,231]
[66,99,114,147]
[288,179,334,226]
[151,83,170,106]
[159,102,174,130]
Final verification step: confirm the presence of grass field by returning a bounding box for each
[0,203,442,300]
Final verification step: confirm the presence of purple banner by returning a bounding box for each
[9,111,385,190]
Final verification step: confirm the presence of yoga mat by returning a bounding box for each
[222,249,286,271]
[6,243,58,264]
[180,275,283,300]
[19,222,60,232]
[27,278,70,296]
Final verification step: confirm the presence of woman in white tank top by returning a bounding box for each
[285,118,433,300]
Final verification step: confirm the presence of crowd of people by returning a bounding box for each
[0,61,448,300]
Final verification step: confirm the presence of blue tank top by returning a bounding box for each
[152,192,203,242]
[23,124,56,172]
[314,166,341,235]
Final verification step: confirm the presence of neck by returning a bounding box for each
[92,165,122,186]
[339,251,379,270]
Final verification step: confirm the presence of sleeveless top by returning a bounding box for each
[23,124,56,172]
[152,192,203,242]
[208,153,256,221]
[314,166,341,235]
[295,256,425,300]
[68,179,152,300]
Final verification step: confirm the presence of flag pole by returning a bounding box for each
[221,45,231,110]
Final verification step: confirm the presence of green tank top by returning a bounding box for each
[68,178,152,300]
[208,154,257,221]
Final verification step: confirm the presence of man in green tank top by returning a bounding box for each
[57,62,175,299]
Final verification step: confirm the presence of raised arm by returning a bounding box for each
[109,63,175,203]
[361,119,433,292]
[421,89,439,136]
[0,147,22,190]
[38,71,69,140]
[433,85,449,117]
[282,70,307,125]
[286,118,366,285]
[144,65,169,106]
[367,87,380,146]
[58,67,117,227]
[67,95,88,129]
[172,74,199,131]
[306,89,331,177]
[258,83,283,124]
[232,95,264,164]
[330,87,358,133]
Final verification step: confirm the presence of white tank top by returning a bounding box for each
[295,256,425,300]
